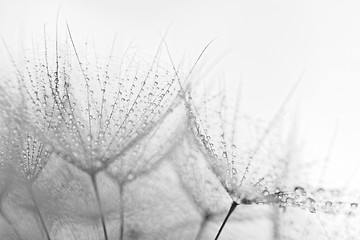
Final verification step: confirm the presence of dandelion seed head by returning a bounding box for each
[1,31,186,177]
[184,78,289,203]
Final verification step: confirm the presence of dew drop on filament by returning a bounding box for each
[262,190,269,196]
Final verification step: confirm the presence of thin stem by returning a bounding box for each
[214,201,238,240]
[91,174,108,240]
[29,187,51,240]
[195,213,211,240]
[272,207,280,240]
[119,183,125,240]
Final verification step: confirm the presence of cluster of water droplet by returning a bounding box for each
[183,73,360,240]
[1,36,185,176]
[257,186,359,216]
[186,83,289,205]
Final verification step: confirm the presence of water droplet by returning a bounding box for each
[120,127,126,133]
[262,190,269,196]
[87,134,93,141]
[222,177,230,188]
[294,186,306,196]
[306,197,315,205]
[309,206,316,213]
[351,203,358,209]
[325,201,332,208]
